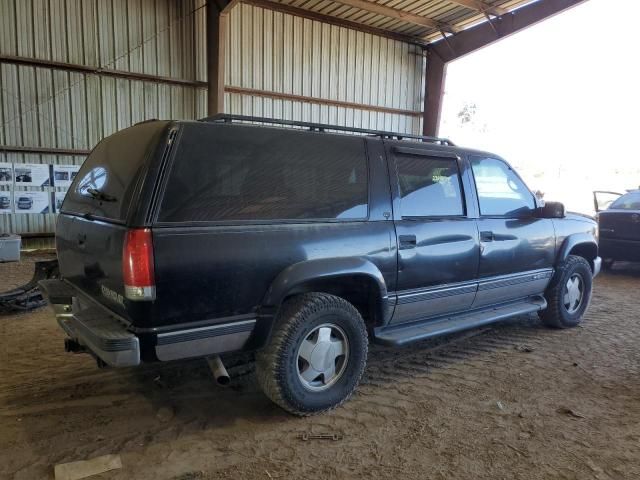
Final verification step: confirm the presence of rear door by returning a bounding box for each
[57,121,171,321]
[388,145,480,325]
[468,156,555,308]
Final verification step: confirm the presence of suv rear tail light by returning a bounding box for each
[123,228,156,301]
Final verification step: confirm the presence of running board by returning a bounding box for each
[374,296,547,347]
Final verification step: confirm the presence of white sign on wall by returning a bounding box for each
[52,165,80,188]
[14,163,51,187]
[0,163,13,185]
[13,191,50,214]
[0,191,12,214]
[53,191,68,213]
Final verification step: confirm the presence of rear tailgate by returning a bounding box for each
[56,214,131,319]
[56,121,172,322]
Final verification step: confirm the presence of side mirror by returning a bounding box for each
[537,201,565,219]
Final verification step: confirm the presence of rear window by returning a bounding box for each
[62,121,170,222]
[158,123,369,223]
[610,192,640,210]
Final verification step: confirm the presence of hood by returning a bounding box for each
[566,211,596,223]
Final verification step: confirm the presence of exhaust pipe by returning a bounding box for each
[207,355,230,387]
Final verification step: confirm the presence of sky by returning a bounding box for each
[439,0,640,214]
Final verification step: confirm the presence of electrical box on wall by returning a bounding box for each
[0,234,21,262]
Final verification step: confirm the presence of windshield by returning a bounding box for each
[62,121,170,222]
[610,192,640,210]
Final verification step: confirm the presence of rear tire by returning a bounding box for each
[540,255,593,329]
[256,293,368,416]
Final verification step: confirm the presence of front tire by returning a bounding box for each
[540,255,593,328]
[256,293,368,416]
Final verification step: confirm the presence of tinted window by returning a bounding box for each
[159,123,368,222]
[610,192,640,210]
[470,157,534,217]
[396,155,464,217]
[63,121,170,221]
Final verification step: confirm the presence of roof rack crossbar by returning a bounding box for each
[199,114,455,146]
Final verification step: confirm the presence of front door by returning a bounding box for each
[468,156,556,308]
[388,146,480,325]
[593,191,622,212]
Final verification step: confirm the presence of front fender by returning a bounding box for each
[263,257,391,321]
[557,232,598,265]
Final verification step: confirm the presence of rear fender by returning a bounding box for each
[262,257,391,325]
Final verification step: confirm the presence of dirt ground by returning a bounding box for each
[1,254,639,480]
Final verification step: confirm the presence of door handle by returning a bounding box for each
[398,234,417,250]
[480,231,494,242]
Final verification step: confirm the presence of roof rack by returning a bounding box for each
[200,114,455,146]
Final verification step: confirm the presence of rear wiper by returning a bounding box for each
[86,188,116,202]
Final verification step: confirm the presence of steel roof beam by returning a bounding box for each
[430,0,588,62]
[446,0,507,16]
[207,0,232,115]
[244,0,429,45]
[328,0,460,34]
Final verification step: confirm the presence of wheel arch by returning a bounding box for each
[262,257,392,329]
[558,233,598,272]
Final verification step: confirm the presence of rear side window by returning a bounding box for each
[158,124,368,222]
[470,156,534,217]
[610,192,640,210]
[395,155,464,217]
[63,121,170,222]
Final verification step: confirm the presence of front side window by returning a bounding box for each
[395,155,464,217]
[159,124,368,222]
[610,192,640,210]
[470,157,534,217]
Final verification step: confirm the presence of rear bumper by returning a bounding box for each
[39,279,256,367]
[57,310,140,367]
[39,279,140,367]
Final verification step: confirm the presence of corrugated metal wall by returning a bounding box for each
[224,3,425,134]
[0,0,425,236]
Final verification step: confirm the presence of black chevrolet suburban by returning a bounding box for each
[41,115,601,415]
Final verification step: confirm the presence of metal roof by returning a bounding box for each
[261,0,536,45]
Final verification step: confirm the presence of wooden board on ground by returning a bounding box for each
[54,454,122,480]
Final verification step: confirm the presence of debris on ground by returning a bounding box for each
[514,345,534,353]
[156,406,175,422]
[557,406,586,419]
[298,433,343,441]
[0,259,58,312]
[153,375,168,389]
[572,362,594,377]
[54,454,122,480]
